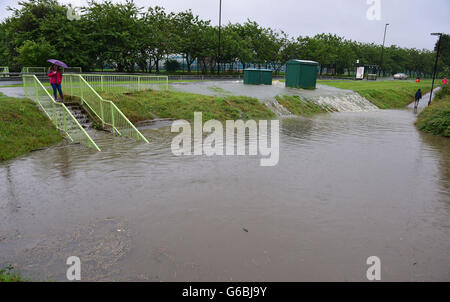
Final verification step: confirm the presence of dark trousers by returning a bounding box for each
[51,83,64,100]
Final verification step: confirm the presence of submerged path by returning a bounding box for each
[407,87,441,113]
[170,80,378,114]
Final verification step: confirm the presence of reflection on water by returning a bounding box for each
[0,109,449,281]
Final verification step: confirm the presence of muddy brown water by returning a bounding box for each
[0,82,449,281]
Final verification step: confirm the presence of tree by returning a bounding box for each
[85,0,143,72]
[195,25,218,74]
[141,6,176,73]
[0,0,445,76]
[435,34,450,77]
[15,39,57,67]
[173,10,211,73]
[164,59,180,73]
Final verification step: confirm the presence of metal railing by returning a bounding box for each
[79,74,169,93]
[22,67,82,74]
[63,74,149,143]
[64,67,82,74]
[0,67,9,77]
[22,67,47,74]
[22,75,100,151]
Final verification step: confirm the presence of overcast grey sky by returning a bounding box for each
[1,0,448,50]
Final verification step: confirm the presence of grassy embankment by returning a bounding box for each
[416,85,450,137]
[319,80,434,109]
[100,90,276,123]
[0,92,62,161]
[275,95,336,115]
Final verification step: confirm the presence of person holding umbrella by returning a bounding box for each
[47,59,68,103]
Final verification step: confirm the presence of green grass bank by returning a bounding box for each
[416,86,450,137]
[100,90,276,123]
[0,93,62,161]
[276,95,336,115]
[319,80,434,109]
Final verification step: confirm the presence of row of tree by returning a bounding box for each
[0,0,448,76]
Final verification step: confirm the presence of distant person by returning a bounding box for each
[414,88,422,113]
[48,64,64,102]
[443,77,448,85]
[416,77,421,83]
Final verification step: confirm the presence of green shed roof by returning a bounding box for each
[286,60,319,66]
[244,68,273,72]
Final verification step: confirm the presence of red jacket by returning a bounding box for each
[48,71,63,85]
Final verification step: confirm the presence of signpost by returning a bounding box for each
[356,67,365,80]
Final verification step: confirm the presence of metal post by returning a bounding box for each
[428,33,443,106]
[53,102,56,124]
[24,77,28,97]
[80,76,84,105]
[379,23,389,77]
[64,110,67,132]
[217,0,222,75]
[100,101,104,128]
[111,105,115,135]
[34,80,39,103]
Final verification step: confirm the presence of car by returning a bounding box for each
[393,73,408,80]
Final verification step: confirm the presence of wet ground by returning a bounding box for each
[171,80,355,99]
[0,81,449,282]
[0,81,26,98]
[171,80,378,113]
[0,80,377,112]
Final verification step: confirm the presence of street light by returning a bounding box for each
[379,23,389,77]
[217,0,222,75]
[428,33,443,106]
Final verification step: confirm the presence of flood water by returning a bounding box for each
[1,84,449,282]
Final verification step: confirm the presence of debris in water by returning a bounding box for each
[243,228,249,233]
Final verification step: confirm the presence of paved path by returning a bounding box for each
[0,81,26,98]
[0,87,26,98]
[407,87,441,113]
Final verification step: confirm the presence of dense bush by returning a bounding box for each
[164,60,181,73]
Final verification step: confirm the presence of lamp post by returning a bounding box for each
[428,33,443,106]
[379,23,389,77]
[217,0,222,75]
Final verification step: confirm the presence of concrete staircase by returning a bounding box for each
[64,102,94,130]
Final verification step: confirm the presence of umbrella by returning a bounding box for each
[47,59,69,68]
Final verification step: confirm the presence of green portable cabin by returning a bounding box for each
[285,60,319,89]
[243,68,273,85]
